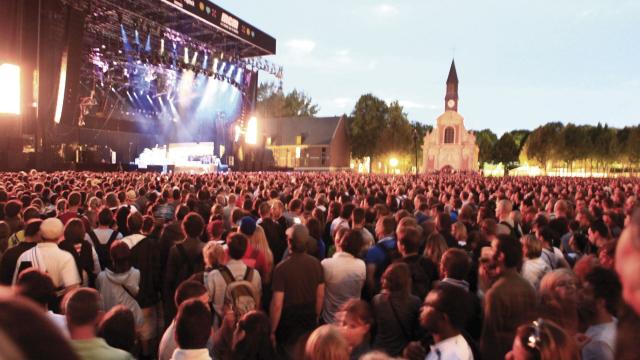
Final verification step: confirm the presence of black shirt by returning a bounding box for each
[0,242,37,285]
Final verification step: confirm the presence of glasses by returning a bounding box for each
[555,280,577,289]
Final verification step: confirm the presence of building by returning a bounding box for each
[422,60,479,172]
[261,116,350,170]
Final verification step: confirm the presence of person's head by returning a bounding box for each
[182,212,205,239]
[63,218,85,244]
[496,199,513,220]
[491,234,523,271]
[174,280,208,308]
[4,200,23,219]
[440,248,471,280]
[305,324,349,360]
[227,232,248,260]
[110,240,131,273]
[540,269,578,305]
[258,201,272,219]
[239,216,257,237]
[521,234,543,260]
[207,220,225,240]
[420,285,471,334]
[39,217,64,242]
[97,305,136,352]
[340,203,356,220]
[597,240,616,269]
[375,215,396,239]
[424,232,449,265]
[381,262,412,296]
[335,299,372,350]
[580,266,622,320]
[615,221,640,315]
[588,219,609,245]
[126,212,143,234]
[506,319,579,360]
[175,299,212,350]
[351,207,366,227]
[97,206,114,227]
[67,192,82,208]
[64,288,102,332]
[287,223,309,253]
[15,269,55,310]
[337,229,364,257]
[397,226,421,256]
[270,200,284,219]
[203,241,225,269]
[23,218,42,242]
[232,311,276,359]
[451,221,468,242]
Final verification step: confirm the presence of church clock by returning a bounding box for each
[447,99,456,109]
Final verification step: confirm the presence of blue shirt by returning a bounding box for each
[365,237,396,266]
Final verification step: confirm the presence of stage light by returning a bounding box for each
[191,51,198,66]
[235,68,243,83]
[134,29,140,45]
[54,51,68,124]
[145,34,151,52]
[246,116,258,145]
[219,62,226,74]
[160,39,165,55]
[226,64,235,78]
[389,158,399,167]
[202,53,208,69]
[212,58,219,73]
[0,64,20,115]
[234,124,241,142]
[184,48,189,64]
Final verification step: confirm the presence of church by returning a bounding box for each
[422,60,479,172]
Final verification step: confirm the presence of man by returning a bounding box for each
[549,199,570,239]
[206,233,261,319]
[588,219,611,252]
[171,299,213,360]
[352,207,375,250]
[398,226,438,300]
[13,218,80,296]
[6,205,40,248]
[615,220,640,315]
[364,215,397,299]
[58,191,83,225]
[159,281,214,360]
[538,226,569,269]
[418,286,474,360]
[223,193,237,229]
[85,207,122,270]
[257,201,286,263]
[0,218,40,285]
[580,267,621,360]
[480,234,537,360]
[270,224,324,354]
[15,268,69,337]
[321,229,365,324]
[496,199,519,237]
[330,203,355,239]
[65,288,134,360]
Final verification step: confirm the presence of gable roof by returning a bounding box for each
[261,116,343,146]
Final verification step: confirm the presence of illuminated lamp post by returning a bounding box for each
[412,127,419,177]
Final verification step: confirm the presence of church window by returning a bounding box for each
[444,127,455,144]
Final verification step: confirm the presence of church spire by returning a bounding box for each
[445,59,459,111]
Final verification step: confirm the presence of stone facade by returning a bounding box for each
[422,60,479,172]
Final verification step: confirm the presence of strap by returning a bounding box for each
[219,265,235,285]
[387,294,412,341]
[87,230,100,248]
[243,266,254,282]
[107,230,120,244]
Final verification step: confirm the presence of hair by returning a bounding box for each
[203,241,225,268]
[452,221,468,242]
[175,299,212,350]
[424,232,448,265]
[585,266,622,316]
[24,219,42,238]
[97,305,136,353]
[98,206,114,226]
[4,200,23,218]
[16,269,55,308]
[381,262,412,296]
[258,201,271,217]
[495,234,523,269]
[304,324,349,360]
[248,225,273,271]
[428,285,471,330]
[340,203,356,220]
[182,212,205,238]
[522,234,543,259]
[64,288,101,326]
[398,226,421,254]
[232,311,277,359]
[377,215,396,237]
[227,232,248,260]
[175,280,207,307]
[339,229,364,257]
[63,218,86,244]
[440,248,472,280]
[68,192,82,207]
[289,224,309,253]
[110,240,132,273]
[539,269,577,303]
[126,212,143,233]
[352,207,366,225]
[338,298,373,327]
[514,319,580,360]
[589,220,610,239]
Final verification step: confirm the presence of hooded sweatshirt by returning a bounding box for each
[96,267,144,327]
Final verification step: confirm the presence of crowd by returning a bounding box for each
[0,170,639,360]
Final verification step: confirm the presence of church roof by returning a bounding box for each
[262,116,343,146]
[446,59,458,84]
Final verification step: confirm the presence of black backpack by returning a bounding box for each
[500,221,522,239]
[87,230,120,270]
[404,256,434,300]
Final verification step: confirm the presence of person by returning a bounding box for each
[85,206,122,270]
[202,240,226,272]
[538,226,568,269]
[505,319,580,360]
[335,299,373,360]
[539,269,579,334]
[258,201,287,263]
[65,288,134,360]
[95,240,143,330]
[171,299,213,360]
[231,310,278,360]
[0,218,40,285]
[615,219,640,315]
[15,268,69,337]
[98,305,137,354]
[13,218,81,298]
[579,267,621,360]
[321,229,366,324]
[270,223,325,356]
[305,324,350,360]
[480,234,537,360]
[352,207,375,250]
[58,191,83,225]
[398,226,438,300]
[364,215,397,299]
[372,262,421,357]
[330,203,354,240]
[452,221,469,249]
[587,219,611,252]
[520,234,551,290]
[58,218,101,287]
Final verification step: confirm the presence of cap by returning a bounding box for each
[239,216,257,236]
[40,218,64,241]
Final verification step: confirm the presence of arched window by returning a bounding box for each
[444,127,455,144]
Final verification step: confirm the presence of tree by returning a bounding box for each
[493,132,519,174]
[474,129,498,167]
[349,94,389,172]
[509,129,531,153]
[255,82,319,118]
[378,101,413,154]
[525,122,563,173]
[283,89,319,117]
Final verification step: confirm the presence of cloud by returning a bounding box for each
[284,39,316,54]
[374,3,399,16]
[399,100,426,109]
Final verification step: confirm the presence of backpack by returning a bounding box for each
[218,265,258,320]
[500,221,522,239]
[88,230,120,270]
[404,256,433,300]
[375,241,402,279]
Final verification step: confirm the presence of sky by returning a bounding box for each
[213,0,639,135]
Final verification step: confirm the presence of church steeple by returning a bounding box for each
[445,59,459,112]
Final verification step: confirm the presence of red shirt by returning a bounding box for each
[224,244,268,278]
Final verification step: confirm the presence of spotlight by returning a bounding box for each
[184,47,189,64]
[191,51,198,66]
[0,64,21,115]
[212,58,219,73]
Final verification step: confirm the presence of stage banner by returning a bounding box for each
[160,0,276,55]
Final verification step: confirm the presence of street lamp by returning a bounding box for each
[412,127,419,177]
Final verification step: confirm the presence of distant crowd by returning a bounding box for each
[0,170,639,360]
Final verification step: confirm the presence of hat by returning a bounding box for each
[239,216,257,236]
[40,218,64,241]
[126,190,137,202]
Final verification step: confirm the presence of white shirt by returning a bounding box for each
[170,348,211,360]
[84,228,123,244]
[205,259,262,319]
[47,310,69,338]
[521,257,551,290]
[583,319,617,360]
[13,242,81,288]
[426,334,474,360]
[321,252,366,324]
[159,321,215,360]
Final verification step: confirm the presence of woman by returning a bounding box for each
[58,218,100,287]
[247,225,274,284]
[521,234,551,290]
[451,221,469,249]
[306,217,326,260]
[539,269,580,335]
[203,240,226,272]
[372,262,421,357]
[335,299,373,360]
[231,311,277,360]
[305,324,350,360]
[505,319,579,360]
[424,232,448,266]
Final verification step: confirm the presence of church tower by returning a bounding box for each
[445,60,458,112]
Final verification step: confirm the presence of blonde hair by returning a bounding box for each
[202,241,225,268]
[539,269,577,301]
[521,234,543,259]
[304,325,349,360]
[248,225,274,275]
[424,232,449,265]
[452,221,468,242]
